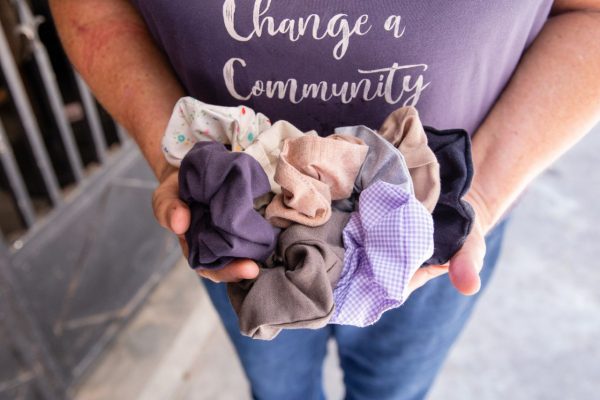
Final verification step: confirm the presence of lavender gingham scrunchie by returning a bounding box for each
[330,180,434,327]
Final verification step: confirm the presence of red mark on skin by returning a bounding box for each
[72,18,88,35]
[241,107,246,115]
[77,18,147,76]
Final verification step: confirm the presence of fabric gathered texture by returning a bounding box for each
[244,120,318,194]
[162,97,272,166]
[330,180,434,326]
[331,125,414,213]
[378,107,441,213]
[227,210,350,340]
[422,127,475,266]
[264,135,368,228]
[179,141,279,270]
[168,97,475,337]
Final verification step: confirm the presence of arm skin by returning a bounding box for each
[410,0,600,295]
[48,0,259,282]
[50,0,600,289]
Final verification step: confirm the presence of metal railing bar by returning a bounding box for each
[1,242,69,399]
[14,0,84,182]
[0,15,62,205]
[115,123,130,145]
[0,118,36,227]
[74,72,107,163]
[8,141,137,253]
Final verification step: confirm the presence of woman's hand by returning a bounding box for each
[408,3,600,297]
[407,189,491,297]
[154,162,491,290]
[152,165,260,283]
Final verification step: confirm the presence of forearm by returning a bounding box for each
[470,9,600,231]
[49,0,184,179]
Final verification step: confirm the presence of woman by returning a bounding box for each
[49,1,600,398]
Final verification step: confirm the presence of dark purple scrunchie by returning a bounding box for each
[179,141,279,269]
[423,127,475,266]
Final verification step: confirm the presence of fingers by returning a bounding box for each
[448,221,486,295]
[155,168,259,283]
[168,205,191,235]
[197,258,260,283]
[152,170,190,235]
[407,265,448,297]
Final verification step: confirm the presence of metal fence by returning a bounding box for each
[0,1,179,399]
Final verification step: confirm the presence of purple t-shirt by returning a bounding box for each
[131,1,552,135]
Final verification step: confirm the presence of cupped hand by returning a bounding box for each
[152,165,259,283]
[407,191,490,297]
[153,165,491,290]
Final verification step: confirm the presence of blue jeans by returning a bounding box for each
[203,219,508,400]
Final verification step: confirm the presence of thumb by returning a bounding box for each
[448,221,486,296]
[152,170,190,235]
[198,258,260,283]
[166,201,191,235]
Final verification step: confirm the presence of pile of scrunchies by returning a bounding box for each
[164,97,474,340]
